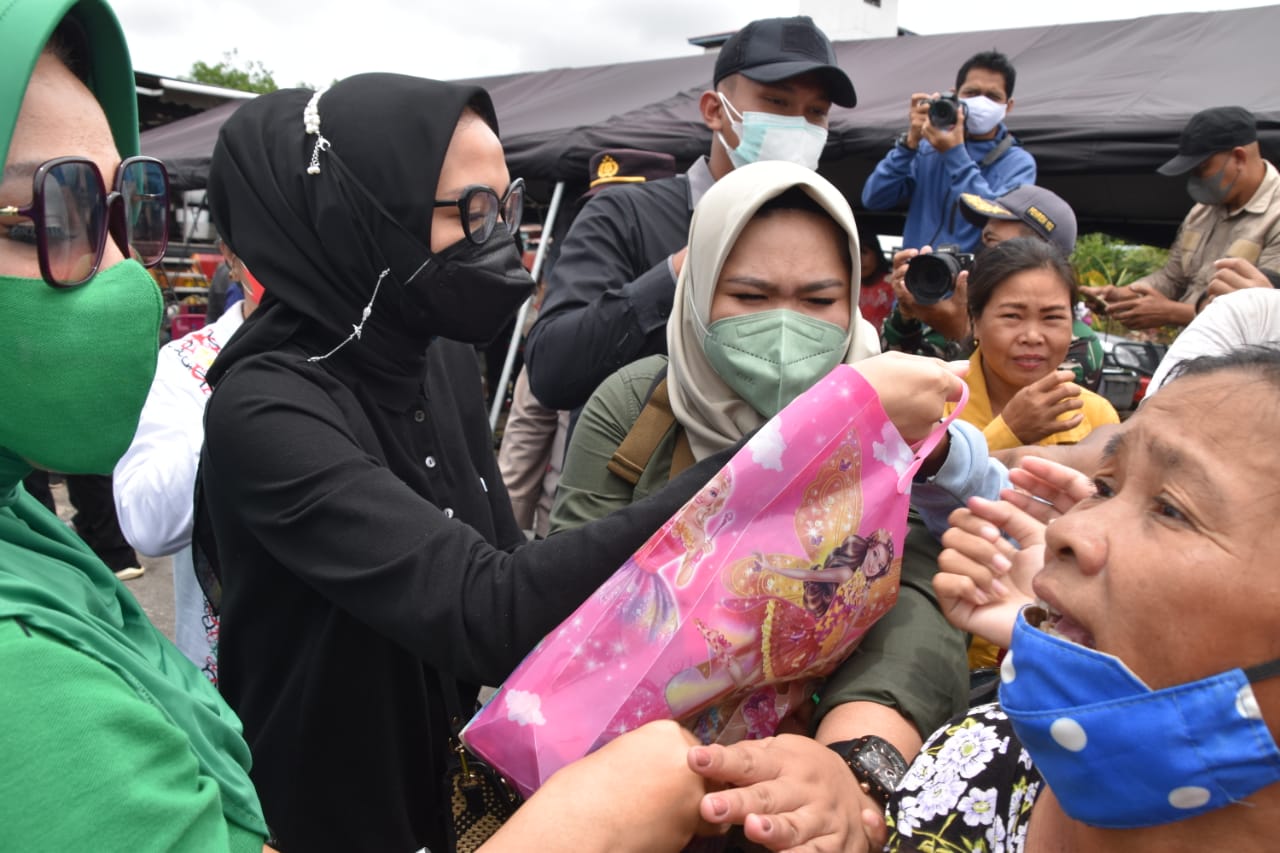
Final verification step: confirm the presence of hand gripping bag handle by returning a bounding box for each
[897,383,970,494]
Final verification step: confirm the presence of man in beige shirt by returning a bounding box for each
[1101,106,1280,329]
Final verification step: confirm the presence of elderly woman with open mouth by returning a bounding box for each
[909,345,1280,852]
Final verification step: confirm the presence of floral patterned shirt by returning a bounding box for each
[886,703,1043,852]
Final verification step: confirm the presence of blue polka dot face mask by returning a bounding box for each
[999,608,1280,829]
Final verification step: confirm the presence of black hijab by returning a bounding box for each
[205,73,498,388]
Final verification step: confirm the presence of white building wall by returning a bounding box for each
[800,0,899,40]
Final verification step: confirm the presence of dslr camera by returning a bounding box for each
[904,244,974,305]
[922,93,962,132]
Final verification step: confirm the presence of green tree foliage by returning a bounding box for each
[1072,232,1168,288]
[187,50,278,94]
[1072,233,1174,340]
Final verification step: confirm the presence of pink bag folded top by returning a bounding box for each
[464,364,965,797]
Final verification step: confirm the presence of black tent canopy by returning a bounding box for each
[140,99,244,195]
[142,4,1280,244]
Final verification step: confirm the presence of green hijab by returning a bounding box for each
[0,0,138,173]
[0,0,266,840]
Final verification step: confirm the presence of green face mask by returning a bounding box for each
[0,260,162,474]
[702,309,848,419]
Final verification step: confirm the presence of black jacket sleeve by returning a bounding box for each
[202,354,729,686]
[524,181,690,410]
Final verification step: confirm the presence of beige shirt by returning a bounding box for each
[1140,160,1280,305]
[497,367,569,538]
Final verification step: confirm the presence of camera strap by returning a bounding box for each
[928,198,966,249]
[926,133,1019,246]
[980,133,1015,167]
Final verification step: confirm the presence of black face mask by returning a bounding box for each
[400,230,534,344]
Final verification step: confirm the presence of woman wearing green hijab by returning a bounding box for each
[0,1,270,849]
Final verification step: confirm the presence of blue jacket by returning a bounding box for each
[913,420,1012,540]
[861,125,1037,252]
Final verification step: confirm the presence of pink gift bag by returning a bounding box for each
[463,364,966,797]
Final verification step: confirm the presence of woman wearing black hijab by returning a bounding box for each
[199,75,734,852]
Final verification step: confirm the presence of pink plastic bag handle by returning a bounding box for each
[897,383,970,494]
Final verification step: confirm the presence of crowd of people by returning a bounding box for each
[3,1,1279,852]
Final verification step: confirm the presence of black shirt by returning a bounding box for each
[201,337,726,853]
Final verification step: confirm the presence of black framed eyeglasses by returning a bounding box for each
[0,156,169,288]
[432,177,524,246]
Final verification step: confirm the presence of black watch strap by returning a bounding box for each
[895,131,916,152]
[828,735,909,809]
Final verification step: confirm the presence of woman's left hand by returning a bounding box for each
[854,352,968,444]
[688,734,884,853]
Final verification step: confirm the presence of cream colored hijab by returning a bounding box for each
[668,160,880,460]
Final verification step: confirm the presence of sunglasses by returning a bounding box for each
[0,156,169,288]
[432,177,525,246]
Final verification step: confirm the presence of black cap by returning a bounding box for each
[713,16,856,108]
[1157,106,1257,176]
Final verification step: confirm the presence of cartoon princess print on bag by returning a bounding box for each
[664,433,898,725]
[462,365,963,797]
[563,467,737,649]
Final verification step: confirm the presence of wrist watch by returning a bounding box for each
[894,131,916,152]
[828,736,909,809]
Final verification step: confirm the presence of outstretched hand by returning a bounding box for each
[1003,456,1097,523]
[935,496,1043,649]
[688,734,883,853]
[934,457,1096,648]
[479,721,718,853]
[854,351,968,445]
[1204,256,1273,307]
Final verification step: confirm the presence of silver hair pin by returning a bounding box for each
[304,88,330,175]
[307,268,388,362]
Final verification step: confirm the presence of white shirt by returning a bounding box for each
[114,304,246,556]
[114,303,247,676]
[1148,288,1280,394]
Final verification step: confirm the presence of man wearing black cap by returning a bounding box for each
[524,16,856,412]
[1101,106,1280,330]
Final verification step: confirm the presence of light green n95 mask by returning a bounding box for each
[702,309,847,419]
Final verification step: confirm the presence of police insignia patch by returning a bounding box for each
[596,155,620,181]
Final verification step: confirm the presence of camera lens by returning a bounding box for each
[905,253,961,305]
[928,98,958,131]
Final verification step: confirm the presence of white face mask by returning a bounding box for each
[961,95,1007,136]
[717,93,828,171]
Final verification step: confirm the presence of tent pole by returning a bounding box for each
[183,191,209,246]
[489,180,566,431]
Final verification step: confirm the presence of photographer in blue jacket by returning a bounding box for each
[861,50,1036,253]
